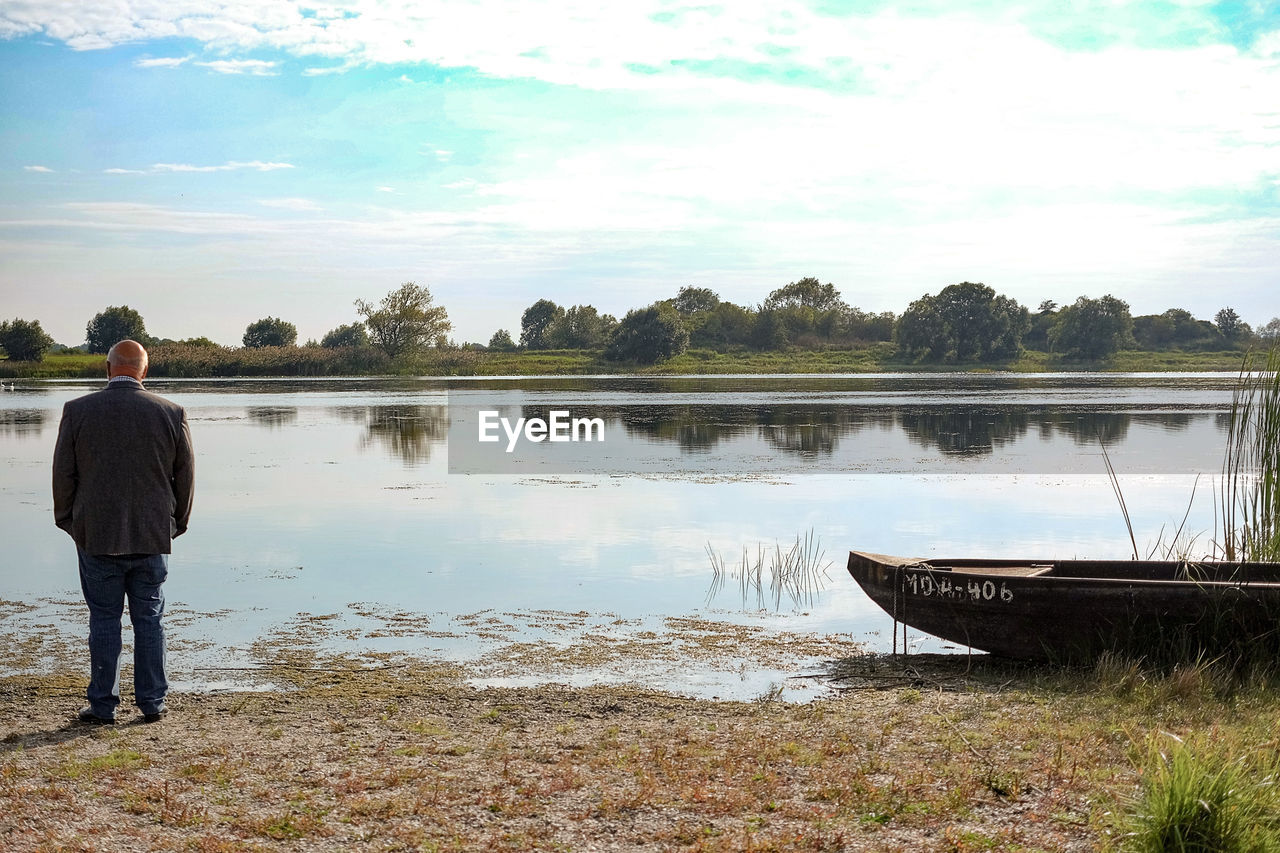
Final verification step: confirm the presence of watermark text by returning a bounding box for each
[478,409,606,453]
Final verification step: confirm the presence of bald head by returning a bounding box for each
[106,340,149,380]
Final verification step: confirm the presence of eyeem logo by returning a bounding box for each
[478,410,605,453]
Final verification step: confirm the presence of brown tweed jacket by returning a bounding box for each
[52,380,195,555]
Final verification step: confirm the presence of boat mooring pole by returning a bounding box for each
[892,568,898,657]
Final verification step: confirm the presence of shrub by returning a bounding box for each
[321,323,368,349]
[605,303,689,364]
[0,318,55,361]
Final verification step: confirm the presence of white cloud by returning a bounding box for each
[23,165,53,172]
[8,2,1269,206]
[101,161,294,175]
[303,64,350,76]
[0,1,1245,93]
[153,160,294,172]
[196,58,279,76]
[3,191,1276,342]
[4,1,1279,335]
[1253,28,1280,57]
[258,197,323,211]
[135,54,192,68]
[7,202,273,236]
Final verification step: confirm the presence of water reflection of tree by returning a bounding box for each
[759,408,895,456]
[1036,411,1131,446]
[620,406,752,453]
[335,405,448,465]
[621,405,894,455]
[761,422,841,455]
[0,408,46,437]
[245,406,299,428]
[1139,413,1194,433]
[898,409,1031,455]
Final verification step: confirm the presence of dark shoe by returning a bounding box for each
[142,707,168,724]
[77,706,115,725]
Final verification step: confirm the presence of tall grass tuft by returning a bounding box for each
[705,530,831,611]
[1122,733,1280,853]
[1218,343,1280,562]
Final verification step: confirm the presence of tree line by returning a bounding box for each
[496,279,1271,365]
[2,278,1276,366]
[0,283,451,363]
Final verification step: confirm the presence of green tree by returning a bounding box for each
[178,336,220,348]
[605,303,689,364]
[750,309,789,350]
[85,305,148,353]
[243,316,298,348]
[0,318,55,361]
[1024,300,1059,351]
[320,323,368,349]
[1259,317,1280,341]
[1214,307,1250,345]
[896,282,1029,362]
[1133,308,1220,350]
[547,304,616,349]
[1048,295,1134,359]
[672,286,721,316]
[519,299,564,350]
[487,329,517,351]
[355,282,452,359]
[689,302,755,349]
[842,308,896,343]
[759,277,847,346]
[763,277,844,311]
[894,295,947,360]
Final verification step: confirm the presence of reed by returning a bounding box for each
[147,343,392,377]
[1217,344,1280,562]
[705,529,831,611]
[1098,432,1140,560]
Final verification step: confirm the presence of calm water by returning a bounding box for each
[0,373,1239,698]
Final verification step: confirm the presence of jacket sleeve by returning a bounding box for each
[171,409,195,537]
[51,402,77,535]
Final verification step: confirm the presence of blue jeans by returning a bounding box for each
[77,549,169,718]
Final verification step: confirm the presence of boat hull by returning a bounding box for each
[847,551,1280,662]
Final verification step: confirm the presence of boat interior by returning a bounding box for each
[916,558,1280,584]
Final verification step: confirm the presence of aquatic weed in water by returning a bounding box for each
[705,529,831,611]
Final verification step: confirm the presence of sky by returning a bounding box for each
[1,0,1278,347]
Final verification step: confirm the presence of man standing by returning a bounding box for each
[52,340,195,724]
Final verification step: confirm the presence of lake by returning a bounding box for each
[0,373,1239,699]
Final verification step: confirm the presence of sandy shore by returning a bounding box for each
[1,653,1124,852]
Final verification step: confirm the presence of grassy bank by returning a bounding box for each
[4,653,1279,851]
[0,352,106,378]
[0,345,1253,379]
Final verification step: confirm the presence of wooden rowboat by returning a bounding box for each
[847,550,1280,662]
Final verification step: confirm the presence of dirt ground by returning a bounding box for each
[1,653,1121,852]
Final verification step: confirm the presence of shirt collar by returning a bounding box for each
[108,375,143,387]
